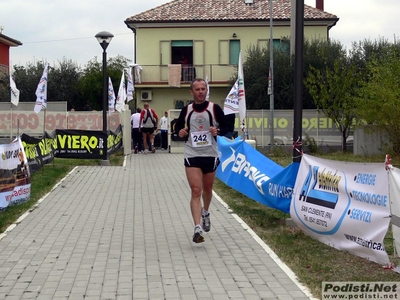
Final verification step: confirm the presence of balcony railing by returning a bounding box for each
[133,64,237,84]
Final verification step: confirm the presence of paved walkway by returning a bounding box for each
[0,151,316,300]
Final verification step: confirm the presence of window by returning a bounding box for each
[174,100,185,109]
[171,41,195,82]
[257,38,290,53]
[171,41,193,65]
[230,40,240,65]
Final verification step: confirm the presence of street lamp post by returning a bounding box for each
[293,1,304,163]
[95,31,114,166]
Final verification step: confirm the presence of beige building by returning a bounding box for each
[124,0,338,114]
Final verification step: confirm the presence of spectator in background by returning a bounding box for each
[159,111,169,150]
[131,108,143,154]
[140,102,158,154]
[179,55,189,81]
[224,113,236,140]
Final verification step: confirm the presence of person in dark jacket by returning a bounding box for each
[224,113,236,139]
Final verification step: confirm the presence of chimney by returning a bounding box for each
[316,0,324,11]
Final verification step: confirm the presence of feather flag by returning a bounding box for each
[223,79,239,115]
[126,66,134,102]
[108,77,115,113]
[34,63,49,113]
[237,50,246,128]
[10,75,20,106]
[205,75,210,101]
[115,70,126,113]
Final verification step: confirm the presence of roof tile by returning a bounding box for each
[125,0,337,23]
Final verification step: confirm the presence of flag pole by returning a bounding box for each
[43,108,46,143]
[242,114,247,140]
[108,111,110,133]
[238,50,247,140]
[10,72,20,140]
[42,108,47,172]
[43,109,46,137]
[9,60,13,141]
[10,64,14,141]
[10,103,13,141]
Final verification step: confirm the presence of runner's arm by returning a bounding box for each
[175,106,188,134]
[214,104,228,136]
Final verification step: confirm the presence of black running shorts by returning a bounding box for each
[141,127,155,134]
[184,157,220,174]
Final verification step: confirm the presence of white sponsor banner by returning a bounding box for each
[10,138,31,206]
[388,167,400,257]
[0,138,31,209]
[291,154,391,265]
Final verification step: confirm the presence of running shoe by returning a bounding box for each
[134,146,138,154]
[144,149,149,155]
[192,225,204,243]
[202,210,211,232]
[151,145,155,153]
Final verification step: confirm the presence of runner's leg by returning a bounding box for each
[185,167,203,226]
[202,171,216,211]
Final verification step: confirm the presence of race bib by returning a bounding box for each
[191,130,212,148]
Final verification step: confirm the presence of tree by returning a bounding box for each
[242,42,299,109]
[303,39,346,110]
[305,44,362,152]
[78,55,131,111]
[2,61,48,103]
[0,60,82,111]
[76,58,102,110]
[47,59,81,110]
[242,38,349,110]
[242,46,270,109]
[355,44,400,153]
[0,72,9,102]
[0,55,131,112]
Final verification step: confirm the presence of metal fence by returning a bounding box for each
[240,110,348,148]
[137,64,236,83]
[0,102,121,141]
[0,105,346,148]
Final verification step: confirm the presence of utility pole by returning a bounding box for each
[268,0,274,151]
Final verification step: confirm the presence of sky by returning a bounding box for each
[1,0,399,68]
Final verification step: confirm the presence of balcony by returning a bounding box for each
[133,64,237,86]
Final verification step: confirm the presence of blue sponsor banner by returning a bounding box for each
[263,162,300,213]
[217,137,299,213]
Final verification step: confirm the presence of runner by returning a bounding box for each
[175,78,228,243]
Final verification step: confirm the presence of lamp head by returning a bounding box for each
[95,31,114,50]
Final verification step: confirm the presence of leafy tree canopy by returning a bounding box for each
[355,42,400,152]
